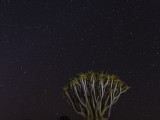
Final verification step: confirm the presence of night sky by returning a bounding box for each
[0,0,160,120]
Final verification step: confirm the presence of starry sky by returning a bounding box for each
[0,0,160,120]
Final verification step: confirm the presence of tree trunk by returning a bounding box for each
[84,116,106,120]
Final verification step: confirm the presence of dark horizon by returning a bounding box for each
[0,0,160,120]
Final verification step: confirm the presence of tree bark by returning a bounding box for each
[84,115,106,120]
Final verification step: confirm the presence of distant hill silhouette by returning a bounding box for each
[57,115,70,120]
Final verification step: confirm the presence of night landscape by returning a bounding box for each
[0,0,160,120]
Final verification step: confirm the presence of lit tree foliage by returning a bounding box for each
[62,72,130,120]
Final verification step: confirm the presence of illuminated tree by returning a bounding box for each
[62,72,130,120]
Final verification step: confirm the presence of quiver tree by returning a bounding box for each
[62,72,130,120]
